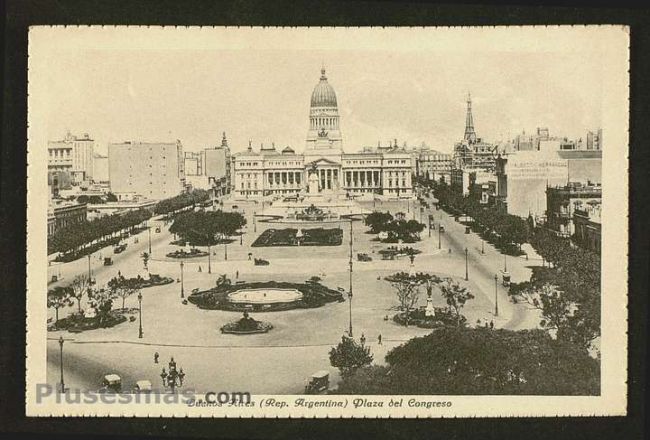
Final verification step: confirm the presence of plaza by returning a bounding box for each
[46,197,542,395]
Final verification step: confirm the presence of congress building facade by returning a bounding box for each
[232,68,413,200]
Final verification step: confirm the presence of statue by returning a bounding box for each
[308,172,320,194]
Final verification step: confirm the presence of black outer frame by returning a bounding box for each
[1,1,648,439]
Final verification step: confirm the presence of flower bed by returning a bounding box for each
[48,311,128,333]
[251,228,343,247]
[188,280,344,311]
[166,248,209,259]
[393,307,466,329]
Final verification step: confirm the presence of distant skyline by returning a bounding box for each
[29,26,617,155]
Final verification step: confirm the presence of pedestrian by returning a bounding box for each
[378,334,382,345]
[360,333,366,346]
[490,320,494,329]
[448,248,451,253]
[236,270,239,279]
[484,321,489,329]
[198,265,202,272]
[154,352,159,364]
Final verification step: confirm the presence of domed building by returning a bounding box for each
[231,67,414,200]
[306,68,343,151]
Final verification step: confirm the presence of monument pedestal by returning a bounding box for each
[425,296,435,317]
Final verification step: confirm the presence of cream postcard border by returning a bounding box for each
[25,25,629,418]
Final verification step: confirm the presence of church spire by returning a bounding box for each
[464,92,477,143]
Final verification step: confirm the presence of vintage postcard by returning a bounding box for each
[26,26,628,417]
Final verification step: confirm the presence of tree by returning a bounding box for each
[308,276,322,284]
[88,287,118,325]
[329,335,374,378]
[108,276,138,310]
[384,272,422,314]
[47,286,73,322]
[337,327,599,395]
[69,274,90,314]
[439,278,474,326]
[364,211,393,234]
[170,210,247,246]
[141,252,150,272]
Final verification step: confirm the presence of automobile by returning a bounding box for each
[133,380,152,393]
[502,271,511,287]
[103,257,113,266]
[254,258,270,266]
[305,370,330,394]
[155,227,161,233]
[114,243,127,254]
[100,374,122,393]
[357,253,372,262]
[438,225,445,233]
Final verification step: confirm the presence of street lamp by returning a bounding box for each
[481,238,485,255]
[494,274,499,317]
[180,261,185,298]
[160,357,185,393]
[138,291,143,339]
[465,247,469,281]
[348,219,354,337]
[87,254,92,281]
[438,223,442,250]
[224,242,228,261]
[148,226,152,254]
[503,255,507,272]
[58,336,65,393]
[253,212,257,232]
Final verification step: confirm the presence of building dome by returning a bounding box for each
[310,68,337,107]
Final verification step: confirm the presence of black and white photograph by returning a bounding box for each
[25,25,629,417]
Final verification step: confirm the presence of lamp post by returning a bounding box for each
[503,255,507,272]
[224,242,228,261]
[494,274,499,317]
[180,261,185,299]
[253,212,257,232]
[138,291,143,338]
[148,226,152,254]
[348,219,354,338]
[481,238,485,255]
[87,254,92,281]
[207,242,212,274]
[465,247,469,281]
[160,357,185,394]
[438,223,442,250]
[58,336,65,393]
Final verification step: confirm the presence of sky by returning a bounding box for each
[28,26,625,156]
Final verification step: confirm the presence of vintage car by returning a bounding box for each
[100,374,122,393]
[357,253,372,262]
[114,243,127,254]
[305,370,330,394]
[254,258,270,266]
[438,225,445,233]
[133,380,152,393]
[103,257,113,266]
[155,227,161,233]
[502,271,511,287]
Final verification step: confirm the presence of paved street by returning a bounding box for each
[47,198,542,394]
